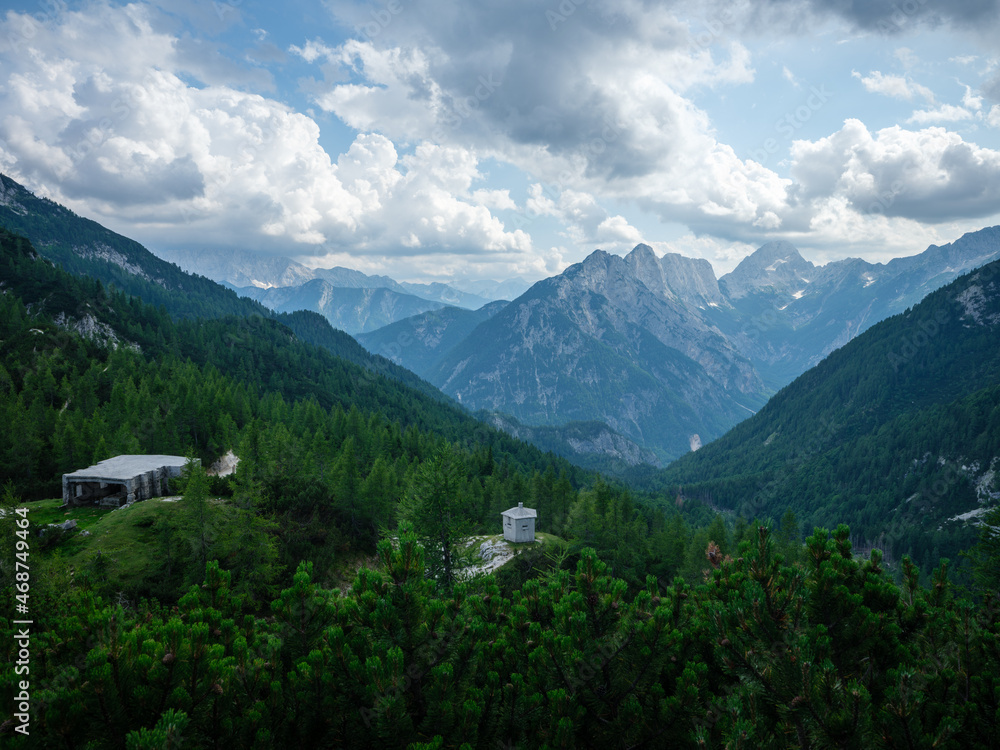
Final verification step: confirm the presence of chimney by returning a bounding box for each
[518,502,523,508]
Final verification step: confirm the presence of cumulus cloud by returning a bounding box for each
[907,104,976,123]
[2,0,1000,283]
[0,2,532,279]
[790,119,1000,223]
[303,0,787,243]
[989,104,1000,128]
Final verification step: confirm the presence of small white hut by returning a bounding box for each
[501,501,537,543]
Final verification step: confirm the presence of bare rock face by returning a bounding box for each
[54,312,140,352]
[428,248,767,463]
[626,244,726,308]
[208,450,240,477]
[718,241,814,300]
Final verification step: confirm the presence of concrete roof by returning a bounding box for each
[64,455,190,482]
[502,505,537,519]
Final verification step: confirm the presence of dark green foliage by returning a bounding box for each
[0,224,591,505]
[655,259,1000,579]
[4,523,1000,748]
[398,445,478,589]
[5,190,1000,746]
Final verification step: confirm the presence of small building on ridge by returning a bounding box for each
[62,455,193,508]
[501,501,537,543]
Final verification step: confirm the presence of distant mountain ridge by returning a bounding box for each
[356,301,509,374]
[156,246,493,311]
[364,230,1000,464]
[231,280,449,335]
[450,276,533,301]
[715,229,1000,385]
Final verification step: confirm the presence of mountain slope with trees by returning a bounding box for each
[655,258,1000,574]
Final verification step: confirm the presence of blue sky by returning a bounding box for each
[1,0,999,283]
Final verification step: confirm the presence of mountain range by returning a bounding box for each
[228,281,451,335]
[155,246,498,334]
[5,169,1000,474]
[359,232,1000,464]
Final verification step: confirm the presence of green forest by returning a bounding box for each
[2,220,1000,748]
[651,260,1000,578]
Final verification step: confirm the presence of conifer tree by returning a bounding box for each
[398,444,476,589]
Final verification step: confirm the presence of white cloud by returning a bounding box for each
[3,0,1000,283]
[790,118,1000,223]
[962,85,984,111]
[989,104,1000,128]
[852,70,934,102]
[0,3,533,280]
[907,104,975,123]
[471,189,517,211]
[595,215,644,245]
[302,0,786,246]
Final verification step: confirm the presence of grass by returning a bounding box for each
[26,497,113,531]
[27,497,199,596]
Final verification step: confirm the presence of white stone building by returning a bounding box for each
[501,501,537,543]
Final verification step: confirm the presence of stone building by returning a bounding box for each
[501,501,537,543]
[62,455,193,508]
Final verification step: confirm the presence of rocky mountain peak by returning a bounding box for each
[623,243,725,308]
[720,241,814,300]
[626,243,657,262]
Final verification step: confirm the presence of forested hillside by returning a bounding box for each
[3,198,1000,749]
[1,225,738,591]
[3,514,999,748]
[656,259,1000,575]
[0,174,273,321]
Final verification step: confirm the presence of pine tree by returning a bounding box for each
[398,444,476,589]
[181,456,217,584]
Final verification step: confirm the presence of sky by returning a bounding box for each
[1,0,1000,284]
